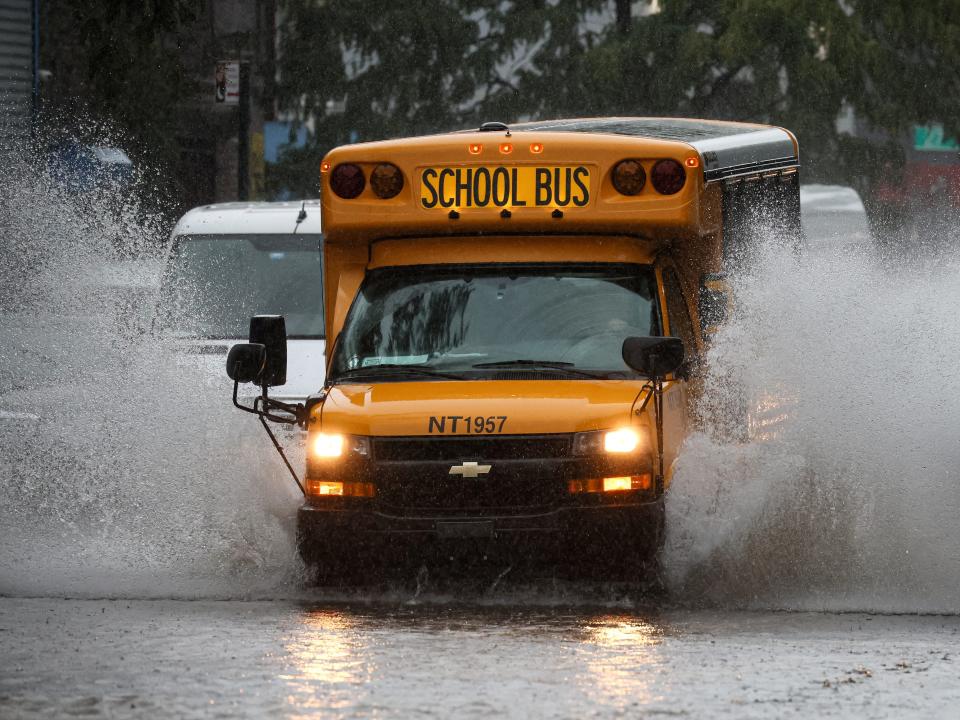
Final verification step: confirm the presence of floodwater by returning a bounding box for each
[3,141,960,717]
[3,599,960,719]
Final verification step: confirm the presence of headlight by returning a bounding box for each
[572,428,643,455]
[604,428,640,453]
[310,433,370,459]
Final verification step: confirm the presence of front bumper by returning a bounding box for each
[296,499,665,573]
[298,432,663,575]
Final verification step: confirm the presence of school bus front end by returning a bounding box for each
[225,118,800,579]
[299,233,682,575]
[300,378,667,574]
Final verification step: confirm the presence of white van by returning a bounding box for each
[157,200,325,403]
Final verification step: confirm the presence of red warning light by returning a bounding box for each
[330,163,365,199]
[651,159,686,195]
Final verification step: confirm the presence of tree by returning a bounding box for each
[514,0,960,183]
[275,0,960,194]
[38,0,203,210]
[275,0,605,156]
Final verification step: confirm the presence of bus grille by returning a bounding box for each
[372,434,572,462]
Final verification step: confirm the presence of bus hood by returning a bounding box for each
[318,380,649,436]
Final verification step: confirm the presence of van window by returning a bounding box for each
[158,234,324,339]
[330,263,661,381]
[662,267,696,354]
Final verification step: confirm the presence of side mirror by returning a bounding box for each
[699,272,729,334]
[622,336,685,379]
[249,315,287,387]
[226,343,266,384]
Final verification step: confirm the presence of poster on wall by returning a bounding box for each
[215,61,240,104]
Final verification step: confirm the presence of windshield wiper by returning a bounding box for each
[335,364,464,381]
[472,360,606,378]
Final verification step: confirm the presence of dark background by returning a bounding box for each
[4,0,959,227]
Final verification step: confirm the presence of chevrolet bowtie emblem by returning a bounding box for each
[449,461,492,478]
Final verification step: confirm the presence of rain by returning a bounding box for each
[2,1,960,718]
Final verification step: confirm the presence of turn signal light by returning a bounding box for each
[567,475,653,494]
[330,163,365,199]
[309,480,343,496]
[611,159,646,196]
[602,477,633,492]
[651,159,686,195]
[370,163,404,199]
[306,480,376,497]
[604,475,652,492]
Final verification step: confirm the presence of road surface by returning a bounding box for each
[1,597,957,719]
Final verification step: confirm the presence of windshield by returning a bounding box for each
[329,263,660,382]
[157,234,324,339]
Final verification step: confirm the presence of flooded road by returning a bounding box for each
[2,598,958,718]
[4,145,960,718]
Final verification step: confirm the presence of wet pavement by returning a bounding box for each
[2,597,958,719]
[4,176,960,718]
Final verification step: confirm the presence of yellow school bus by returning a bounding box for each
[225,117,800,579]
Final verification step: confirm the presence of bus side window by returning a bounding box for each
[662,267,696,356]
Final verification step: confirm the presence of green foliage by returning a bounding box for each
[263,144,324,199]
[39,0,203,208]
[276,0,606,149]
[275,0,960,189]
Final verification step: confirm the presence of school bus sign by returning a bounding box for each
[419,165,591,209]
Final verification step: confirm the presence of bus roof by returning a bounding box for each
[505,117,798,182]
[507,117,771,142]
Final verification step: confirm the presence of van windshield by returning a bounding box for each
[158,234,324,339]
[329,264,660,381]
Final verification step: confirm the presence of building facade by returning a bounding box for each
[0,0,36,146]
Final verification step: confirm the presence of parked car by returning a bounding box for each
[48,141,135,193]
[156,200,325,404]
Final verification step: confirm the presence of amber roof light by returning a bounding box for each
[611,159,646,196]
[370,163,404,199]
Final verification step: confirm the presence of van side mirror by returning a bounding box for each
[699,272,729,334]
[249,315,287,387]
[226,343,266,384]
[622,336,684,379]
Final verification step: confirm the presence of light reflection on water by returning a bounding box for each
[3,598,957,719]
[578,616,663,706]
[280,606,668,717]
[283,610,371,715]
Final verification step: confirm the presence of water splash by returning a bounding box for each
[0,137,302,599]
[5,130,960,609]
[665,237,960,612]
